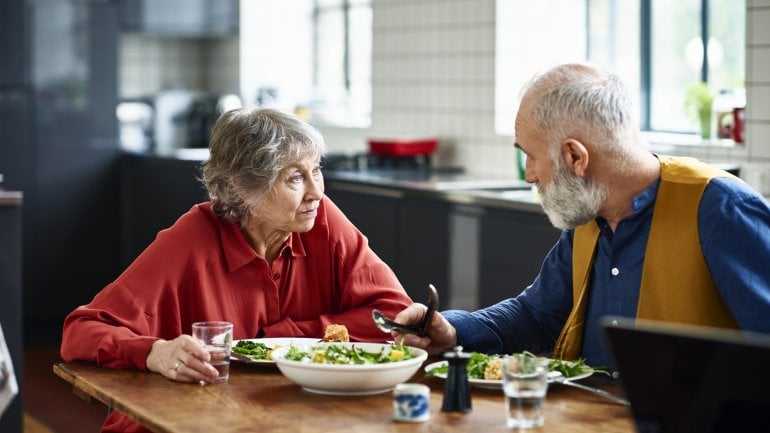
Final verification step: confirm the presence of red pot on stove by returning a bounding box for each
[367,137,438,157]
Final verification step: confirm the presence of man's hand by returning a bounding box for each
[391,303,457,355]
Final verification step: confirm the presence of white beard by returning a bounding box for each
[538,160,608,230]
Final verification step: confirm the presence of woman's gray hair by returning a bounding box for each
[520,63,638,164]
[201,107,327,222]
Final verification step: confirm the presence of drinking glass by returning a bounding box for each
[502,354,550,429]
[192,321,233,384]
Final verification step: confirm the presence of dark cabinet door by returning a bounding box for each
[120,155,208,266]
[479,208,561,306]
[0,91,31,191]
[397,198,451,304]
[324,183,451,304]
[118,0,239,36]
[325,178,560,308]
[23,0,122,330]
[324,183,401,274]
[0,198,23,433]
[0,0,27,86]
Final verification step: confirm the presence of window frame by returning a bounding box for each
[637,0,744,134]
[310,0,372,128]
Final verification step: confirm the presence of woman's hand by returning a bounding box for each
[391,303,458,355]
[146,335,220,383]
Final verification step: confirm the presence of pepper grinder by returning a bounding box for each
[441,346,472,413]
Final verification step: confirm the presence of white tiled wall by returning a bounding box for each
[320,0,516,177]
[321,1,770,193]
[740,4,770,193]
[119,35,239,98]
[119,2,770,191]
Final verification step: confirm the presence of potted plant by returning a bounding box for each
[684,82,714,140]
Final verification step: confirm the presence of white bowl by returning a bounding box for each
[272,342,428,396]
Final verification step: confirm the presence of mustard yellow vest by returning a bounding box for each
[553,155,739,360]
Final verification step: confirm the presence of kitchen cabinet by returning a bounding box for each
[323,182,401,276]
[118,0,239,36]
[120,154,208,266]
[0,0,26,86]
[324,181,453,304]
[0,0,31,195]
[6,0,123,339]
[0,192,23,433]
[397,198,451,305]
[478,208,561,306]
[325,174,560,309]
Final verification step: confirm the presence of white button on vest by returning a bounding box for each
[611,267,620,276]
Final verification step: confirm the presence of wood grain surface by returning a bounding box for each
[54,360,634,433]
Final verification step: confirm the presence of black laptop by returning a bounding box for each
[602,317,770,433]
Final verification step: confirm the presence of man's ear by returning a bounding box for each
[561,138,589,177]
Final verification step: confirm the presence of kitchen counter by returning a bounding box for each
[130,149,546,213]
[323,168,544,213]
[322,167,557,308]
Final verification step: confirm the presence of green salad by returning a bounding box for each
[232,340,275,361]
[283,342,414,365]
[426,351,607,380]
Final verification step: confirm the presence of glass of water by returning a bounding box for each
[192,321,233,384]
[502,354,550,429]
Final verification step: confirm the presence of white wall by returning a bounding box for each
[123,1,770,192]
[743,0,770,193]
[239,0,313,109]
[321,0,513,177]
[119,35,239,97]
[319,0,770,194]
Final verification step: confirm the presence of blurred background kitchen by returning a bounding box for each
[0,0,768,432]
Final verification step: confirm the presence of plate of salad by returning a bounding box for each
[230,338,320,364]
[424,351,605,389]
[271,342,428,395]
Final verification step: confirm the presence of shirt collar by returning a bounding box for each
[219,219,257,272]
[631,178,659,214]
[593,178,660,229]
[284,232,307,258]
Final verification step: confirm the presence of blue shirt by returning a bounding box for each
[444,176,770,370]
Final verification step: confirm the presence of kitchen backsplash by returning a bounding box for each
[118,0,770,194]
[323,0,510,177]
[322,0,770,195]
[119,34,239,98]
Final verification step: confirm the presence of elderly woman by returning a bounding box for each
[61,107,412,432]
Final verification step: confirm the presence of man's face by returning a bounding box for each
[515,99,607,230]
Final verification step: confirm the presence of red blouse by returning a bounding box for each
[61,197,412,370]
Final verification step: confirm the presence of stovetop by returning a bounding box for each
[322,152,441,172]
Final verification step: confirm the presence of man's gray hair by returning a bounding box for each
[521,63,638,163]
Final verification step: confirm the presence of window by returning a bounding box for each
[496,0,746,141]
[312,0,372,127]
[495,0,587,136]
[239,0,371,128]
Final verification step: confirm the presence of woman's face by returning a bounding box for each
[257,155,325,234]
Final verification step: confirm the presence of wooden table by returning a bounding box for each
[54,360,635,433]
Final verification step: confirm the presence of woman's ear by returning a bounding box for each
[561,138,589,177]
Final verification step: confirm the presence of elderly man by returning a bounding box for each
[393,63,770,370]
